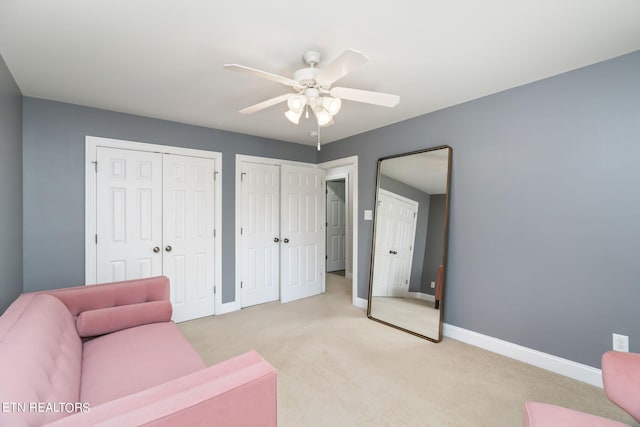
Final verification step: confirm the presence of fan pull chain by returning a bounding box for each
[317,122,321,151]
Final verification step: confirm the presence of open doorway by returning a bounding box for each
[319,156,364,309]
[326,179,346,275]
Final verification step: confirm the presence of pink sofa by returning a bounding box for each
[523,351,640,427]
[0,276,277,427]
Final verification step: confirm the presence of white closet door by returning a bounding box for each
[280,165,325,303]
[372,190,418,297]
[240,162,280,307]
[388,195,418,296]
[96,147,163,283]
[326,181,346,272]
[163,154,216,322]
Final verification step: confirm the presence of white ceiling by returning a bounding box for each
[1,1,639,146]
[381,148,450,195]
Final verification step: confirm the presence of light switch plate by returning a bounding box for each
[364,210,373,220]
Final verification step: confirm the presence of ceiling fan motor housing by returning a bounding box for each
[293,67,321,88]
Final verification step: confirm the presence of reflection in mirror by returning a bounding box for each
[367,146,451,342]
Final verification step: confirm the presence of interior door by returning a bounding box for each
[96,147,163,283]
[280,164,325,303]
[326,180,346,272]
[388,195,418,296]
[163,154,216,322]
[239,162,281,307]
[372,190,418,297]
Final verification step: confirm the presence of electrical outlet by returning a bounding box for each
[612,333,629,352]
[430,281,436,289]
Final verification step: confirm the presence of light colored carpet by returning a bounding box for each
[370,295,440,339]
[178,273,636,426]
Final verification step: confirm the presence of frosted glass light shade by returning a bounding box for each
[315,109,332,127]
[285,109,302,124]
[322,97,342,115]
[287,95,307,113]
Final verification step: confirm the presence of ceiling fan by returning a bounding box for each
[224,49,400,129]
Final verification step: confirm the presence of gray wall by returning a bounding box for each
[22,98,316,302]
[318,51,640,368]
[379,175,430,292]
[421,194,446,294]
[0,54,23,313]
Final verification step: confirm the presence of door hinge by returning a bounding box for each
[240,281,243,289]
[213,229,216,238]
[414,212,417,218]
[240,227,243,235]
[214,171,219,181]
[240,172,247,181]
[213,286,216,295]
[95,234,98,244]
[92,161,98,173]
[406,279,408,285]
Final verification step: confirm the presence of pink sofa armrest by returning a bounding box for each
[45,350,277,427]
[523,401,630,427]
[602,351,640,423]
[45,276,170,317]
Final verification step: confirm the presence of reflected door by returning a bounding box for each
[372,190,418,297]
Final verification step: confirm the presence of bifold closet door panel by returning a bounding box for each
[280,165,325,303]
[239,162,281,308]
[163,154,216,322]
[96,147,163,283]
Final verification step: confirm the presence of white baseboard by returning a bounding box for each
[443,323,603,388]
[406,292,435,302]
[354,297,368,310]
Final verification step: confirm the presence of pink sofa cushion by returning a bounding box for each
[523,402,630,427]
[80,322,206,405]
[0,294,82,427]
[602,351,640,423]
[75,300,172,337]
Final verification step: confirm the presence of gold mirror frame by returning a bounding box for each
[367,145,453,342]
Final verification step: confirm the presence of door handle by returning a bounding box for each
[165,245,172,252]
[283,238,289,243]
[274,237,280,243]
[153,246,160,253]
[389,250,397,255]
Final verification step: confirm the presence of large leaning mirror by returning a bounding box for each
[367,146,452,342]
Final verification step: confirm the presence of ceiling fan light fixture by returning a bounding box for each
[322,97,342,115]
[315,109,332,127]
[285,109,302,124]
[287,94,307,113]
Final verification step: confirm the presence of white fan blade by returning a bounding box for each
[316,49,369,87]
[239,93,292,114]
[330,87,400,107]
[224,64,301,88]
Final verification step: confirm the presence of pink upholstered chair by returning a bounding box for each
[523,351,640,426]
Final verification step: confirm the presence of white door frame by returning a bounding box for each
[235,154,322,310]
[318,156,362,309]
[85,136,223,313]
